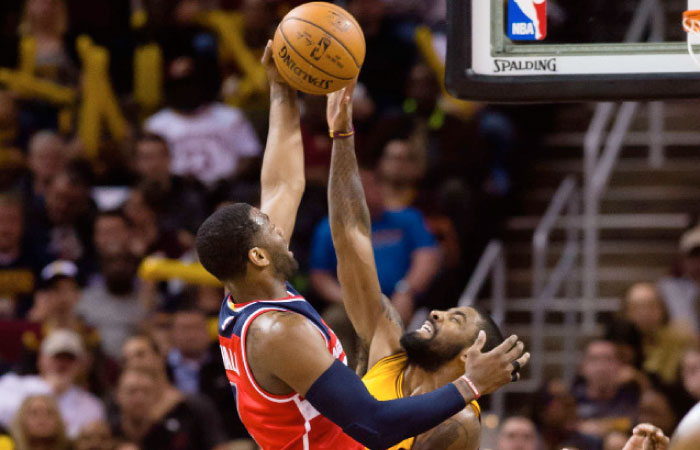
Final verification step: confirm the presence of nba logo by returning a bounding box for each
[508,0,547,41]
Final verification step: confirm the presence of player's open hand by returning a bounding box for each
[620,424,669,450]
[262,39,288,86]
[326,80,355,135]
[462,331,530,397]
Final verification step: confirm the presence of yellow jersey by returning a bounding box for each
[361,352,481,450]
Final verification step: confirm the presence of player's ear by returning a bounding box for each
[248,247,271,269]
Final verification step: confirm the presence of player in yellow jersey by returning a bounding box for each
[324,86,529,450]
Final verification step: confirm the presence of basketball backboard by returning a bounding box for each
[445,0,700,101]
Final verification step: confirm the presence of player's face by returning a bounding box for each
[401,306,481,372]
[249,208,298,279]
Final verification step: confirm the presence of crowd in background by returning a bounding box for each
[497,228,700,450]
[0,0,697,449]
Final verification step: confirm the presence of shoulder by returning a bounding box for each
[413,407,481,450]
[248,310,325,351]
[209,103,245,122]
[145,109,176,130]
[385,207,426,225]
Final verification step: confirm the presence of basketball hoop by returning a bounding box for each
[683,10,700,69]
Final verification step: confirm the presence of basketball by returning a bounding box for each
[271,2,365,95]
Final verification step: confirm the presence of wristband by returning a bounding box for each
[458,375,480,400]
[329,127,355,139]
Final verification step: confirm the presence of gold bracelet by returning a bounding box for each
[329,127,355,139]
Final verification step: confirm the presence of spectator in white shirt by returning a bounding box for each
[658,225,700,335]
[0,329,105,438]
[145,56,261,189]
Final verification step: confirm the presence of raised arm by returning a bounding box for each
[326,85,403,367]
[259,41,304,244]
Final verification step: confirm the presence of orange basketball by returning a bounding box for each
[272,2,365,95]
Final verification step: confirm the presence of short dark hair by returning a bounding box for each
[196,203,260,281]
[473,306,504,352]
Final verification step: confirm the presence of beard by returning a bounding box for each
[400,329,465,373]
[272,249,299,281]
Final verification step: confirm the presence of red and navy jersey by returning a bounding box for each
[218,284,363,450]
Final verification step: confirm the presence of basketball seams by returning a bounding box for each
[282,16,363,69]
[305,2,365,48]
[278,23,355,82]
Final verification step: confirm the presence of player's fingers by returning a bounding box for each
[633,424,661,436]
[262,40,273,64]
[491,334,518,356]
[343,80,357,104]
[468,330,486,353]
[503,340,525,361]
[514,352,531,370]
[653,431,670,445]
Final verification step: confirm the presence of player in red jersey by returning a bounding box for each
[195,41,527,450]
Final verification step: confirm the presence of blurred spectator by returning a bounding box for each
[19,0,78,86]
[622,282,696,385]
[0,329,105,438]
[533,379,603,450]
[17,131,68,208]
[167,308,211,395]
[73,420,115,450]
[24,161,97,270]
[658,225,700,334]
[115,335,228,450]
[0,193,48,318]
[378,138,425,210]
[131,133,207,240]
[496,416,538,450]
[28,261,83,329]
[603,431,630,450]
[10,394,71,450]
[112,366,157,446]
[166,307,247,439]
[21,260,116,396]
[604,319,643,370]
[92,211,133,260]
[637,389,677,436]
[76,248,149,360]
[368,64,481,187]
[572,339,641,438]
[310,168,439,325]
[348,0,417,112]
[144,56,261,190]
[669,347,700,419]
[0,91,21,153]
[123,187,188,259]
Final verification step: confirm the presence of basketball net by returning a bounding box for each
[683,10,700,69]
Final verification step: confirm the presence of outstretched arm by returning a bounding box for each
[251,313,526,450]
[259,41,304,244]
[326,85,403,367]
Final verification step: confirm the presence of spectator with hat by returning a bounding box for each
[20,260,115,396]
[0,328,105,438]
[658,225,700,335]
[29,260,83,329]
